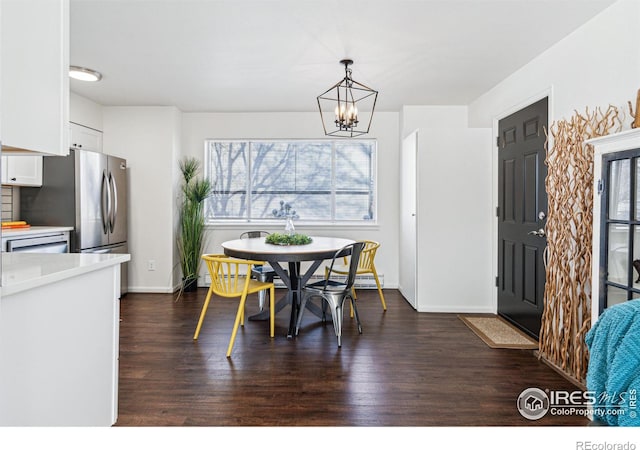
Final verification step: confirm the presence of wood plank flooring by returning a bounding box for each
[116,288,589,426]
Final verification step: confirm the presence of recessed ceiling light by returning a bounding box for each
[69,65,102,82]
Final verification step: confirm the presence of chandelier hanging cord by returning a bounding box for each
[342,59,353,87]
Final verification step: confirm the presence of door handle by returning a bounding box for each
[528,228,546,238]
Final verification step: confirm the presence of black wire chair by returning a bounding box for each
[240,231,279,311]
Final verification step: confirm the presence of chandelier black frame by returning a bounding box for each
[317,59,378,138]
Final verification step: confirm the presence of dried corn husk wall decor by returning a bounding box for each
[539,105,623,383]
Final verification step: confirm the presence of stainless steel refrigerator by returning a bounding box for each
[20,149,129,295]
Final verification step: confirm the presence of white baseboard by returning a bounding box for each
[126,286,176,294]
[416,305,495,314]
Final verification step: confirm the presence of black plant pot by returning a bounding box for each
[182,277,198,292]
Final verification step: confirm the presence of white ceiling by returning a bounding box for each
[69,0,618,113]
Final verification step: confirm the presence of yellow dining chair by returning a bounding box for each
[324,240,387,314]
[193,254,275,358]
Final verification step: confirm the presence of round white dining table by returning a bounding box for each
[221,236,355,337]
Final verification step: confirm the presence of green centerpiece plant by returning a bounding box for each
[265,232,313,246]
[177,157,212,294]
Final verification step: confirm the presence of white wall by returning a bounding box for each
[102,106,181,293]
[416,128,492,312]
[401,105,468,138]
[69,92,103,131]
[181,111,400,288]
[400,106,493,313]
[467,0,640,313]
[469,0,639,128]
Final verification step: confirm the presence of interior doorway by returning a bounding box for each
[496,97,548,339]
[399,131,418,309]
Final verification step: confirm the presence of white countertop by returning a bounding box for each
[1,226,74,239]
[1,252,130,296]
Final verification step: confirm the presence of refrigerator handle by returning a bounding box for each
[109,171,118,233]
[101,169,111,235]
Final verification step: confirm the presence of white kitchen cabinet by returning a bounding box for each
[0,0,69,156]
[0,252,129,426]
[70,122,103,152]
[1,155,43,186]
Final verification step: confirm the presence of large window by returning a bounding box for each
[204,139,377,224]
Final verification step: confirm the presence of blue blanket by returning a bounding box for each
[585,299,640,426]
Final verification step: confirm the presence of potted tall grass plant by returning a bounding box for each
[177,157,212,294]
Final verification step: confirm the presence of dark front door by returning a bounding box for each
[497,97,548,339]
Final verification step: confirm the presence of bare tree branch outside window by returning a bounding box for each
[204,139,376,223]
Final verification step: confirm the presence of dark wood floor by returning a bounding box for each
[116,288,589,426]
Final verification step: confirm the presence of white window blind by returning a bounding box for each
[204,139,377,223]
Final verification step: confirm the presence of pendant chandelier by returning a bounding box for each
[317,59,378,138]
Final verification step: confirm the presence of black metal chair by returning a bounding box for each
[239,230,272,240]
[240,231,278,311]
[295,241,365,347]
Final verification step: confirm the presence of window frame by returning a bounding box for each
[203,138,378,226]
[599,149,640,314]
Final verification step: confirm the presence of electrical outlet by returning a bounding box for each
[147,260,156,271]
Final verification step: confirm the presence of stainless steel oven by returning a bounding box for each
[5,233,70,253]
